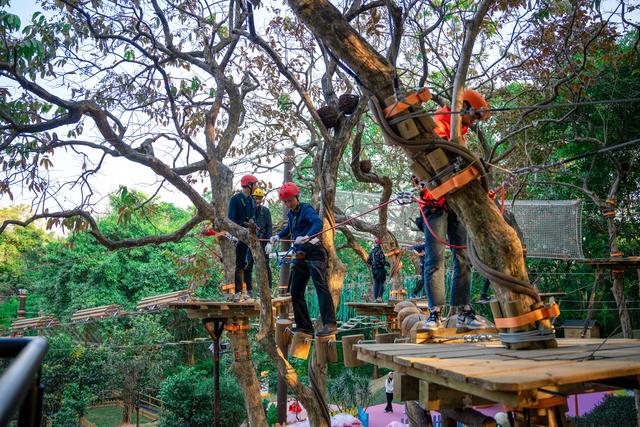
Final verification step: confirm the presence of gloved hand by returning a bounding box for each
[265,243,273,254]
[269,235,280,245]
[294,235,310,245]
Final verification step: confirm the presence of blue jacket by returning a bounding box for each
[278,203,323,248]
[228,192,256,227]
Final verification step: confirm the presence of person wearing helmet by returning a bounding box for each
[417,89,489,330]
[366,238,390,302]
[269,182,337,337]
[228,174,258,295]
[432,89,489,143]
[244,188,273,288]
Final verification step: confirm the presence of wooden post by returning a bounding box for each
[14,289,27,338]
[341,334,364,367]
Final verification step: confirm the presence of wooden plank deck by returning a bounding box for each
[355,338,640,408]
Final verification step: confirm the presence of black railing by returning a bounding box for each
[0,337,48,427]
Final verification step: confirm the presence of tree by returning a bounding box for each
[104,316,178,424]
[159,366,247,427]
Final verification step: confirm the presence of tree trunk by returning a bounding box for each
[405,401,433,427]
[286,0,551,349]
[228,334,268,427]
[247,226,331,427]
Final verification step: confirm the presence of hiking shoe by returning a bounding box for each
[424,311,442,331]
[315,323,337,337]
[456,308,488,330]
[476,294,491,304]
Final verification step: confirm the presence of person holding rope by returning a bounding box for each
[244,187,273,289]
[418,89,491,330]
[367,239,390,302]
[228,174,258,298]
[269,182,337,337]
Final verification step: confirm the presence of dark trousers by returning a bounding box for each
[372,268,387,299]
[245,241,273,289]
[235,242,252,293]
[289,244,336,331]
[413,277,424,296]
[385,393,393,411]
[422,208,471,309]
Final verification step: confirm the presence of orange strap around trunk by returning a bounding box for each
[494,304,560,329]
[383,88,432,118]
[224,323,250,332]
[429,165,481,200]
[221,283,235,291]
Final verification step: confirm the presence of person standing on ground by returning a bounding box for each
[411,241,426,298]
[269,182,337,337]
[244,188,273,289]
[228,174,258,298]
[385,372,394,413]
[367,239,390,302]
[419,89,490,330]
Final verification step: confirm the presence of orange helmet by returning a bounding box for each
[278,182,299,200]
[240,174,258,187]
[463,89,489,120]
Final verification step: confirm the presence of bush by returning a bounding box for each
[159,367,246,427]
[571,394,637,427]
[328,370,372,413]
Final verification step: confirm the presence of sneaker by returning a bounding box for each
[476,294,491,304]
[315,323,337,337]
[424,311,442,330]
[375,297,383,303]
[456,308,488,330]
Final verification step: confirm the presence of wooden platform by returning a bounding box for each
[355,338,640,409]
[136,289,193,311]
[170,297,291,320]
[581,256,640,269]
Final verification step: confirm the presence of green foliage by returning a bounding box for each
[158,367,246,427]
[328,370,373,413]
[571,394,637,427]
[41,334,110,425]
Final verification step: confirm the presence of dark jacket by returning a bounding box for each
[228,192,256,227]
[255,205,272,238]
[277,203,323,249]
[412,243,426,267]
[367,245,390,270]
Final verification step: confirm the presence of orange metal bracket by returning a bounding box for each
[383,88,432,118]
[429,166,481,200]
[494,304,560,329]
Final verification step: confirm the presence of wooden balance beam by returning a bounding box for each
[355,338,640,426]
[11,315,60,331]
[71,304,124,322]
[136,289,193,311]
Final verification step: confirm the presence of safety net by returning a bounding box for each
[335,191,585,260]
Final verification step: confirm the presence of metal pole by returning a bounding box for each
[277,147,294,425]
[204,319,225,427]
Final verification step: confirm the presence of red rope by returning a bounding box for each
[413,196,467,250]
[263,196,399,243]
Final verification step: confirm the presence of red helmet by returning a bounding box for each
[278,182,300,200]
[375,238,382,244]
[463,89,489,119]
[240,174,258,187]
